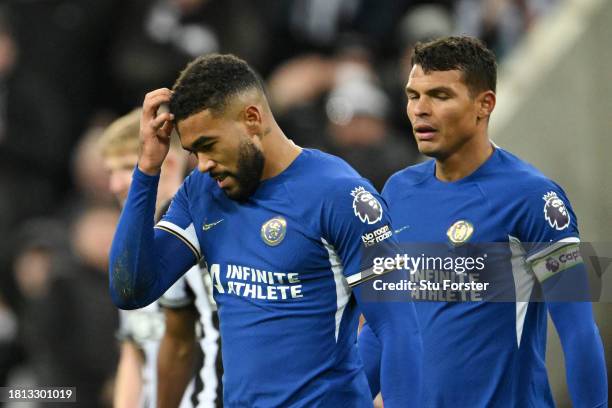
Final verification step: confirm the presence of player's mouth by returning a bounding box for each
[212,173,232,189]
[413,124,438,140]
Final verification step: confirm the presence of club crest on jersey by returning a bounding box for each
[446,220,474,246]
[543,191,570,230]
[351,186,383,225]
[261,216,287,246]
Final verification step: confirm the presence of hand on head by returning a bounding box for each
[138,88,175,175]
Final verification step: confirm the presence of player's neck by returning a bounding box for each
[435,135,494,182]
[260,123,302,180]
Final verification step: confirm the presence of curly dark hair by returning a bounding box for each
[170,54,264,122]
[411,36,497,96]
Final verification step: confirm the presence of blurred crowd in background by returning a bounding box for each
[0,0,560,406]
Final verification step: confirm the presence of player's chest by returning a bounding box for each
[389,186,517,298]
[192,201,328,274]
[389,187,511,245]
[192,201,337,303]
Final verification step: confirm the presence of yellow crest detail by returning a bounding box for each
[261,216,287,246]
[446,220,474,246]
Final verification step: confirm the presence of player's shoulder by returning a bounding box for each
[383,159,433,194]
[297,149,373,195]
[302,148,361,178]
[485,148,564,194]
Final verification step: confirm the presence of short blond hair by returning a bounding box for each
[99,109,181,157]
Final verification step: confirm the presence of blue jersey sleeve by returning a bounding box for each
[517,183,607,407]
[155,176,203,261]
[548,302,608,408]
[109,167,200,309]
[321,178,422,407]
[516,184,581,282]
[358,322,381,398]
[321,180,397,286]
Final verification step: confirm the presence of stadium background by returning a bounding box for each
[0,0,609,406]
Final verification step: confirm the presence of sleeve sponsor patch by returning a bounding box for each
[351,186,383,224]
[528,242,583,282]
[543,191,570,230]
[361,224,393,247]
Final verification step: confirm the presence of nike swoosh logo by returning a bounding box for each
[203,219,224,231]
[394,225,410,234]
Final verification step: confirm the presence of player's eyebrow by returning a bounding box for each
[405,86,456,96]
[184,135,216,152]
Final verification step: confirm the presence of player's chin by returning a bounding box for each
[224,179,260,202]
[222,184,248,201]
[416,140,441,157]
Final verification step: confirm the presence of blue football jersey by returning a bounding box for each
[155,149,398,408]
[382,147,582,407]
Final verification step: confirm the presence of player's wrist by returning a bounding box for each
[137,160,162,176]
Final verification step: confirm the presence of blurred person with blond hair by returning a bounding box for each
[100,109,221,408]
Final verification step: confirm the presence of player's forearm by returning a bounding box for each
[109,166,164,309]
[114,342,143,408]
[561,323,607,407]
[157,334,196,408]
[355,288,422,407]
[548,302,608,407]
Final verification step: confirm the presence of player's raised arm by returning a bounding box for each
[109,89,198,309]
[321,178,422,407]
[138,88,175,175]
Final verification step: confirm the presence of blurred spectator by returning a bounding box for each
[12,209,119,408]
[324,62,418,190]
[108,0,269,112]
[69,117,115,207]
[382,3,455,135]
[268,54,337,116]
[0,294,20,387]
[258,0,415,71]
[268,46,418,190]
[0,6,16,144]
[0,5,61,265]
[8,0,121,141]
[454,0,559,58]
[10,219,64,395]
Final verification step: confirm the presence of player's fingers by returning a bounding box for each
[144,87,172,101]
[159,120,174,138]
[149,112,174,131]
[144,94,172,117]
[142,88,173,119]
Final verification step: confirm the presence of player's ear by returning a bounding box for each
[477,90,496,120]
[243,105,263,138]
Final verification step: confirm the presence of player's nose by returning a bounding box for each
[411,96,431,117]
[197,156,216,173]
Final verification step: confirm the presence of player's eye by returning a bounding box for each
[407,94,419,101]
[198,143,216,153]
